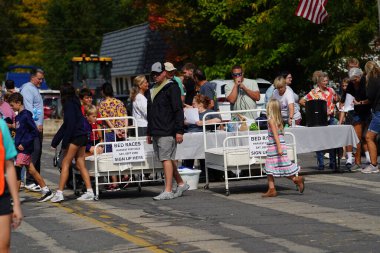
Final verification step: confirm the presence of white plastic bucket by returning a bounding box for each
[178,168,201,190]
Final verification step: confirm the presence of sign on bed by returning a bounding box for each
[112,141,146,163]
[249,134,269,157]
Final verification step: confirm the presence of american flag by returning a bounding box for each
[295,0,328,24]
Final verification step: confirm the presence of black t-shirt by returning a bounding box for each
[367,76,380,112]
[183,77,196,106]
[345,77,371,116]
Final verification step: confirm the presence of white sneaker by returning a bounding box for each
[25,183,36,190]
[38,190,53,202]
[153,191,175,200]
[174,183,190,198]
[361,164,379,174]
[77,191,95,201]
[51,192,64,203]
[25,183,42,192]
[324,153,330,159]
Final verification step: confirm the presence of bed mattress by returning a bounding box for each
[85,152,163,173]
[205,146,266,167]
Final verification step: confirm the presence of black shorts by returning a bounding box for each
[0,190,12,216]
[70,135,88,147]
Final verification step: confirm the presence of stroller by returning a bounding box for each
[53,149,86,196]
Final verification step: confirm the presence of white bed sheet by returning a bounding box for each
[85,152,162,173]
[205,147,266,168]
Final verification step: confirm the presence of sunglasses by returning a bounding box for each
[232,72,243,77]
[151,71,162,77]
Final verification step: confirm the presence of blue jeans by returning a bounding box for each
[316,117,337,168]
[104,132,115,153]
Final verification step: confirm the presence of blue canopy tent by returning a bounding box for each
[5,65,49,90]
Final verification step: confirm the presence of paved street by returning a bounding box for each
[10,138,380,253]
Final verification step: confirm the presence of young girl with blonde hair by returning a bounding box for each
[263,99,305,197]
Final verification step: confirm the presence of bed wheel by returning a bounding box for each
[225,190,230,196]
[94,195,99,201]
[203,184,209,190]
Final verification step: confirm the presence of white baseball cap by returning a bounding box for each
[151,62,164,73]
[164,62,177,72]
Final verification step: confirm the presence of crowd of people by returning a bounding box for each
[1,58,380,251]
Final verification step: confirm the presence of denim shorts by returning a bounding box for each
[347,111,371,125]
[368,111,380,134]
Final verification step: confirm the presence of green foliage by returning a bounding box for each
[2,0,48,73]
[42,0,147,88]
[0,0,21,77]
[188,0,378,90]
[0,0,378,90]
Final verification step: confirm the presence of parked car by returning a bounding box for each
[211,78,272,118]
[40,90,62,119]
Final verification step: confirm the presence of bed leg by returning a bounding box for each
[138,181,142,192]
[224,167,229,196]
[95,174,99,199]
[204,167,210,189]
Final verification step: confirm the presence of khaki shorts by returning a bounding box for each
[152,136,177,161]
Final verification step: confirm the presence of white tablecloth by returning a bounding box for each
[143,125,359,160]
[286,125,359,154]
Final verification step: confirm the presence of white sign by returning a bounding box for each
[184,108,199,124]
[249,134,269,157]
[219,104,232,121]
[343,93,355,112]
[112,141,145,163]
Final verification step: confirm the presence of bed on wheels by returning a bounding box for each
[72,116,163,199]
[202,109,298,196]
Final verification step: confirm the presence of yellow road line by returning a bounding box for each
[25,191,168,253]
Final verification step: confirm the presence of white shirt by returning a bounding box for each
[272,87,301,121]
[132,93,148,127]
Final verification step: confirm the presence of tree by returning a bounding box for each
[1,0,48,76]
[43,0,147,87]
[145,0,222,68]
[148,0,378,91]
[198,0,378,87]
[0,0,21,76]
